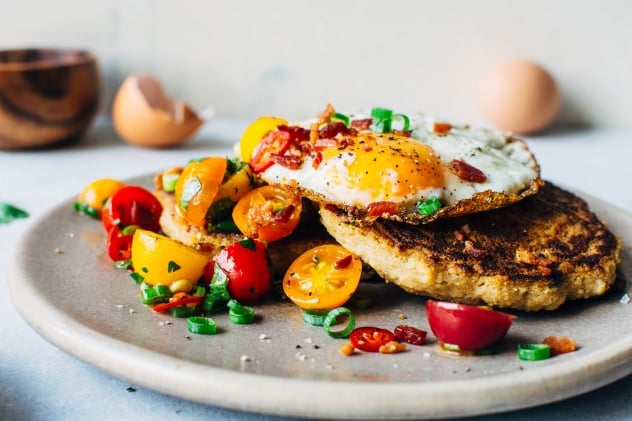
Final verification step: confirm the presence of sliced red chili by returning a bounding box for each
[250,130,292,173]
[450,159,487,183]
[367,201,398,217]
[349,327,395,352]
[393,325,427,346]
[152,294,204,312]
[106,226,133,262]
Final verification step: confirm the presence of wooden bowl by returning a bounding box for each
[0,48,101,150]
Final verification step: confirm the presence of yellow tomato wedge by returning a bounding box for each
[215,165,254,203]
[174,157,227,227]
[77,178,125,212]
[238,116,288,162]
[283,245,362,310]
[131,229,212,287]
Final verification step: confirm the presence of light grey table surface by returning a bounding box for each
[1,118,631,421]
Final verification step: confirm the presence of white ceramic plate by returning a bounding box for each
[8,177,632,420]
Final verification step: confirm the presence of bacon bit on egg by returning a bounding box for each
[351,118,372,130]
[378,340,407,354]
[543,336,577,356]
[392,129,412,137]
[312,151,323,169]
[433,122,452,134]
[453,229,467,241]
[334,255,353,270]
[449,159,487,183]
[367,201,399,217]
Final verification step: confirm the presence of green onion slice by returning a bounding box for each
[162,173,179,192]
[120,224,140,236]
[170,305,196,318]
[141,284,172,305]
[73,202,98,219]
[302,309,330,326]
[227,299,255,324]
[210,263,231,301]
[130,272,145,285]
[518,344,551,361]
[323,307,356,339]
[392,113,410,132]
[371,107,393,119]
[417,197,442,216]
[331,112,350,126]
[187,316,217,335]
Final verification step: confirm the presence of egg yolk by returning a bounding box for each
[321,133,445,202]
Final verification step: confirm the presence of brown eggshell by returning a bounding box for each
[478,59,561,135]
[112,74,203,148]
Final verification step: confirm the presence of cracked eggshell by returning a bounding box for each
[112,74,203,148]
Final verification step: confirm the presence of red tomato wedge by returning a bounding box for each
[425,300,515,351]
[102,185,162,233]
[349,327,395,352]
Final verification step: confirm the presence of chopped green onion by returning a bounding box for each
[331,112,350,126]
[120,224,140,235]
[518,344,551,361]
[141,285,172,305]
[210,263,231,301]
[73,202,98,219]
[392,113,410,132]
[130,272,145,285]
[207,197,235,223]
[178,177,202,211]
[323,307,356,339]
[187,316,217,335]
[162,173,179,192]
[417,197,442,216]
[194,285,206,296]
[170,305,196,318]
[302,309,330,326]
[202,294,219,313]
[210,218,239,233]
[227,299,255,324]
[371,107,393,119]
[114,259,132,270]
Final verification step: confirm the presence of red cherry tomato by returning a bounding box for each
[250,130,292,173]
[102,186,162,233]
[214,239,272,303]
[425,300,515,351]
[349,327,395,353]
[106,226,133,261]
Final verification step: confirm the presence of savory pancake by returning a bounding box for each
[319,182,622,311]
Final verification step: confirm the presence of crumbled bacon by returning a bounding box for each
[433,122,452,134]
[392,129,412,137]
[270,153,302,169]
[543,336,577,356]
[453,229,467,241]
[350,118,372,130]
[312,151,323,169]
[313,137,339,150]
[367,201,398,217]
[277,125,310,143]
[449,159,487,183]
[272,205,295,223]
[319,122,349,139]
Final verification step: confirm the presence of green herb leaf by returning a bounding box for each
[238,238,256,250]
[0,202,29,224]
[167,260,181,273]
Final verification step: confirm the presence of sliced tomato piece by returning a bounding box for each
[283,244,362,310]
[102,185,162,233]
[76,178,125,217]
[106,226,133,261]
[349,327,395,352]
[426,300,515,351]
[214,239,272,303]
[232,185,302,243]
[174,157,227,227]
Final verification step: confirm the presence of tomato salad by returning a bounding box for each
[73,113,577,361]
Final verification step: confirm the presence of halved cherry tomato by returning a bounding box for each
[76,178,125,218]
[349,327,395,352]
[174,157,227,227]
[238,116,288,163]
[426,300,515,351]
[131,229,212,286]
[102,185,162,233]
[106,226,133,261]
[282,244,362,310]
[232,185,302,243]
[250,130,292,173]
[214,239,272,303]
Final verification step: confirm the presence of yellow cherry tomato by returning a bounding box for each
[76,178,125,215]
[174,157,227,227]
[238,116,288,162]
[283,245,362,310]
[215,165,255,203]
[131,229,212,287]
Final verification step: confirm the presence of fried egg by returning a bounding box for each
[255,109,542,224]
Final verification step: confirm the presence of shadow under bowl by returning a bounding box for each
[0,48,101,150]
